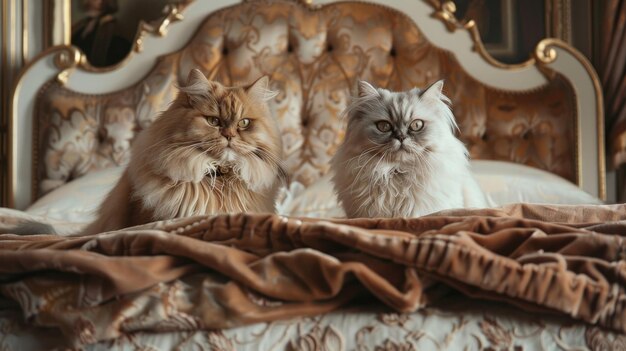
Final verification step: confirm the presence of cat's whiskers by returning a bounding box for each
[240,144,283,172]
[252,145,290,185]
[232,142,280,167]
[367,138,386,146]
[145,137,203,154]
[341,145,380,166]
[147,142,199,166]
[193,145,218,164]
[344,148,386,194]
[413,148,434,176]
[160,142,203,158]
[142,136,186,151]
[370,149,391,186]
[157,146,203,171]
[353,146,385,169]
[252,146,282,166]
[348,151,378,178]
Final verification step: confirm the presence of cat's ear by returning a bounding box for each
[246,76,278,102]
[357,81,379,99]
[186,68,209,86]
[179,69,213,106]
[420,80,445,101]
[178,69,220,107]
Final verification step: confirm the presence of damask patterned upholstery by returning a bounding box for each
[34,0,577,198]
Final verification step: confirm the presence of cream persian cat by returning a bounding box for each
[77,69,285,234]
[330,80,486,218]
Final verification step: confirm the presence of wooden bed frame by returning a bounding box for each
[7,0,605,210]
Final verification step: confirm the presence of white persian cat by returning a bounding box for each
[330,80,486,218]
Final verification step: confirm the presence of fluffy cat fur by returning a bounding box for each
[78,69,284,234]
[330,80,486,218]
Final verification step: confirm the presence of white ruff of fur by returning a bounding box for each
[336,140,470,217]
[331,80,485,218]
[130,131,278,220]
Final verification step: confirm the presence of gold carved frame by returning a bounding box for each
[430,0,605,200]
[1,0,29,207]
[44,0,188,77]
[0,0,188,206]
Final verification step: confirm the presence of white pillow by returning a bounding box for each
[24,160,602,223]
[26,167,124,223]
[471,160,602,206]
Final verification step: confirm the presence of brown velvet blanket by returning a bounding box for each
[0,203,625,346]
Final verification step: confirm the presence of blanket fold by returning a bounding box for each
[0,203,625,346]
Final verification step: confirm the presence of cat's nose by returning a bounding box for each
[394,134,406,143]
[221,129,236,140]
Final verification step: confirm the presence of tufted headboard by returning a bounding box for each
[8,0,605,209]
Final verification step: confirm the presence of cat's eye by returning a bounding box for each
[237,118,251,129]
[375,120,392,132]
[409,119,425,132]
[207,117,220,127]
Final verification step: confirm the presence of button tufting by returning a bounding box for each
[222,46,229,55]
[327,44,333,52]
[390,47,396,57]
[97,128,106,144]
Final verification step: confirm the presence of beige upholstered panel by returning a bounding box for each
[34,0,577,198]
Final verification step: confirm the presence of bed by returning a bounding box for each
[1,0,623,349]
